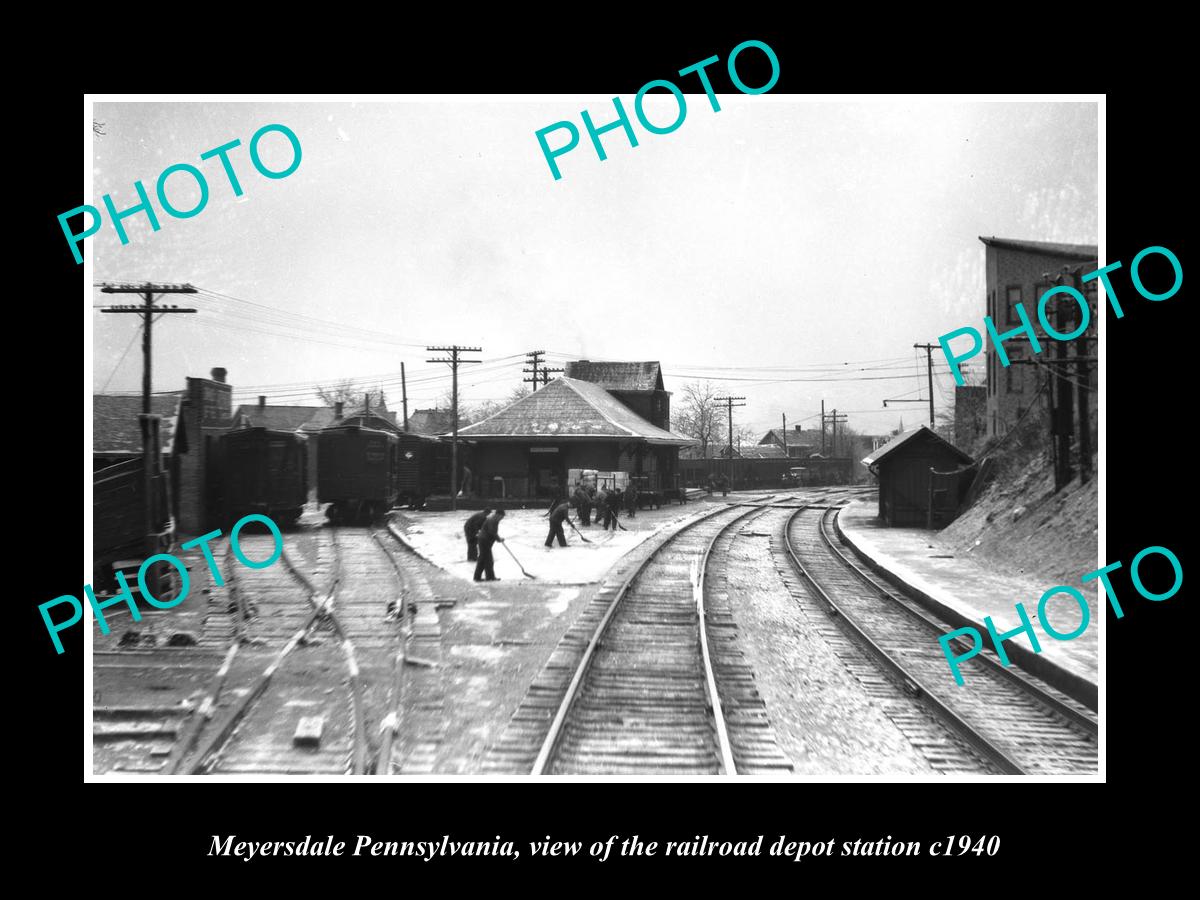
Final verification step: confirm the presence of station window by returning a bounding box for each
[1006,285,1023,324]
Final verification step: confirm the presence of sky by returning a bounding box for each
[90,98,1097,439]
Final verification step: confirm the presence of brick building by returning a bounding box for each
[177,368,233,534]
[980,237,1097,438]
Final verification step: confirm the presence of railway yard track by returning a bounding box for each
[779,504,1098,775]
[94,489,1099,777]
[93,523,439,775]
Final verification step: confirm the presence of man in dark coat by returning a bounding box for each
[464,507,493,561]
[594,487,610,531]
[545,498,572,548]
[625,481,639,518]
[474,509,505,581]
[603,487,621,530]
[572,483,592,526]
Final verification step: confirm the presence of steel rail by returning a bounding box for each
[530,498,775,776]
[782,506,1026,775]
[369,527,411,775]
[821,507,1097,733]
[181,528,348,775]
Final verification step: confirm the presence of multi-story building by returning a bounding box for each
[979,236,1097,438]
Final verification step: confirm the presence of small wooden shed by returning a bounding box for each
[863,426,975,527]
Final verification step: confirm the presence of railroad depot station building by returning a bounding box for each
[458,362,696,501]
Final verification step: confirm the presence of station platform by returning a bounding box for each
[836,500,1098,709]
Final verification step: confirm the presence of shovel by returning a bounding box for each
[566,520,593,544]
[501,542,537,579]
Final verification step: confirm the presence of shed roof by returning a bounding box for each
[978,236,1098,260]
[458,377,695,445]
[93,393,186,456]
[861,425,974,469]
[563,360,664,393]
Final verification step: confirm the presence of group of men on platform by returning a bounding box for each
[461,481,649,577]
[570,480,638,530]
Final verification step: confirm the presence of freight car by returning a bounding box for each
[318,423,400,522]
[217,426,308,526]
[396,431,453,509]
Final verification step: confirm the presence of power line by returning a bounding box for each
[100,326,142,393]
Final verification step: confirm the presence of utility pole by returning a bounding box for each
[826,409,848,456]
[523,350,544,391]
[820,399,826,454]
[98,282,198,414]
[523,352,563,390]
[883,343,938,427]
[825,412,854,460]
[401,362,409,431]
[714,396,745,488]
[782,413,788,457]
[427,345,481,511]
[913,342,937,427]
[99,282,197,594]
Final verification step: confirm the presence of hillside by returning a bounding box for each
[942,430,1099,595]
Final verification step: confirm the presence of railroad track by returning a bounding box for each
[530,500,792,775]
[781,505,1098,775]
[170,524,407,776]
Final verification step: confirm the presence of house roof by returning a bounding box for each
[232,404,331,432]
[297,406,339,432]
[978,236,1097,260]
[563,360,664,393]
[94,393,186,456]
[407,408,453,435]
[759,427,824,448]
[861,425,974,469]
[339,410,401,433]
[458,377,695,445]
[718,444,787,459]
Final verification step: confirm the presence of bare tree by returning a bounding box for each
[314,379,360,406]
[314,380,387,409]
[463,384,530,425]
[671,381,721,458]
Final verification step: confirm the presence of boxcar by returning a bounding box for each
[318,424,400,522]
[396,432,452,509]
[218,427,308,526]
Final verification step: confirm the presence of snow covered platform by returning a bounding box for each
[836,500,1098,708]
[391,503,712,585]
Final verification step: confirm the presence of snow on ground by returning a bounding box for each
[396,504,706,584]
